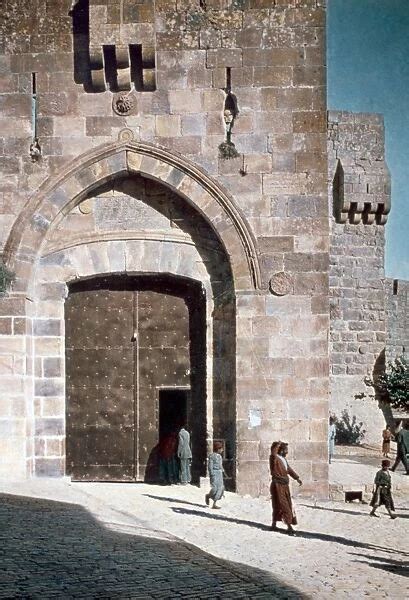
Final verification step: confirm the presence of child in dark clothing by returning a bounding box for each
[369,459,397,519]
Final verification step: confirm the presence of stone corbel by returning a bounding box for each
[90,47,107,92]
[116,46,131,91]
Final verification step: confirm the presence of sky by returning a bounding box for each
[327,0,409,280]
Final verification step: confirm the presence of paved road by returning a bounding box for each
[0,492,304,599]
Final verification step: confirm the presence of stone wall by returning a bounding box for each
[328,111,390,443]
[0,1,329,498]
[386,278,409,362]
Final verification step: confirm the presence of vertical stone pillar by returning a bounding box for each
[0,295,32,479]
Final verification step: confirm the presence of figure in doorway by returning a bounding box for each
[328,416,336,464]
[177,424,192,484]
[158,431,178,485]
[381,425,393,458]
[269,441,302,536]
[370,459,397,519]
[205,441,226,509]
[390,422,409,474]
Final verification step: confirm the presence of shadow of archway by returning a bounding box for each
[0,493,306,598]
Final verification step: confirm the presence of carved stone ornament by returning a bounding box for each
[78,198,93,215]
[118,128,135,142]
[269,271,293,296]
[112,93,134,116]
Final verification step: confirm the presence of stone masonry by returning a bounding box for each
[328,111,391,443]
[5,0,398,499]
[386,278,409,363]
[0,0,329,496]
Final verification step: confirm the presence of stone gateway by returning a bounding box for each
[0,1,392,498]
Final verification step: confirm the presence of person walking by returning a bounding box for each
[269,441,302,536]
[390,422,409,474]
[370,459,397,519]
[205,441,226,509]
[381,425,392,458]
[328,416,336,464]
[177,424,192,484]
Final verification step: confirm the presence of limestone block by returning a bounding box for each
[206,48,242,68]
[155,114,181,137]
[68,245,93,278]
[181,114,205,136]
[309,418,328,443]
[88,242,111,275]
[33,319,61,337]
[41,397,65,418]
[107,240,126,272]
[46,439,63,457]
[159,243,180,274]
[34,378,64,398]
[293,441,327,462]
[34,458,64,477]
[34,337,63,357]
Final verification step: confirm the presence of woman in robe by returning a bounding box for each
[205,441,226,509]
[270,441,302,535]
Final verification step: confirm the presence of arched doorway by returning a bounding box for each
[65,273,206,483]
[2,141,260,490]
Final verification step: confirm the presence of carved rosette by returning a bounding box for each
[269,271,293,296]
[118,128,135,142]
[112,93,134,116]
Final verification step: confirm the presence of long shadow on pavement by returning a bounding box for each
[171,508,407,557]
[143,493,206,509]
[171,506,271,531]
[0,493,305,599]
[350,553,409,577]
[300,503,409,520]
[300,504,370,517]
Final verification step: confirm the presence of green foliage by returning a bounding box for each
[218,141,240,160]
[0,260,15,295]
[334,409,366,445]
[369,356,409,411]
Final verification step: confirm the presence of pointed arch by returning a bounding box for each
[5,140,262,293]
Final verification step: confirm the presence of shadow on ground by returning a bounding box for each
[350,553,409,578]
[0,493,305,599]
[143,493,206,509]
[170,506,271,531]
[171,507,408,558]
[300,503,409,520]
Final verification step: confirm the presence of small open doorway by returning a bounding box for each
[159,388,189,439]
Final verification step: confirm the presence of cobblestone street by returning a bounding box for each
[0,460,408,599]
[0,492,300,599]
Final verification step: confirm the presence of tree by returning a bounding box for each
[365,355,409,412]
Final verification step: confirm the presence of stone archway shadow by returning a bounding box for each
[4,139,262,295]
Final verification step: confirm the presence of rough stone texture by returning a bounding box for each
[0,1,328,496]
[386,278,409,362]
[328,112,390,444]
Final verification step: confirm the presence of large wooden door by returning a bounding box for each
[65,276,198,482]
[66,287,136,481]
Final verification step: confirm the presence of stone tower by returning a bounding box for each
[1,0,330,497]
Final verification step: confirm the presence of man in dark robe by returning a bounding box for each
[177,425,192,484]
[269,441,302,536]
[390,422,409,474]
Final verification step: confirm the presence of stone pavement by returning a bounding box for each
[0,491,298,600]
[0,457,408,599]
